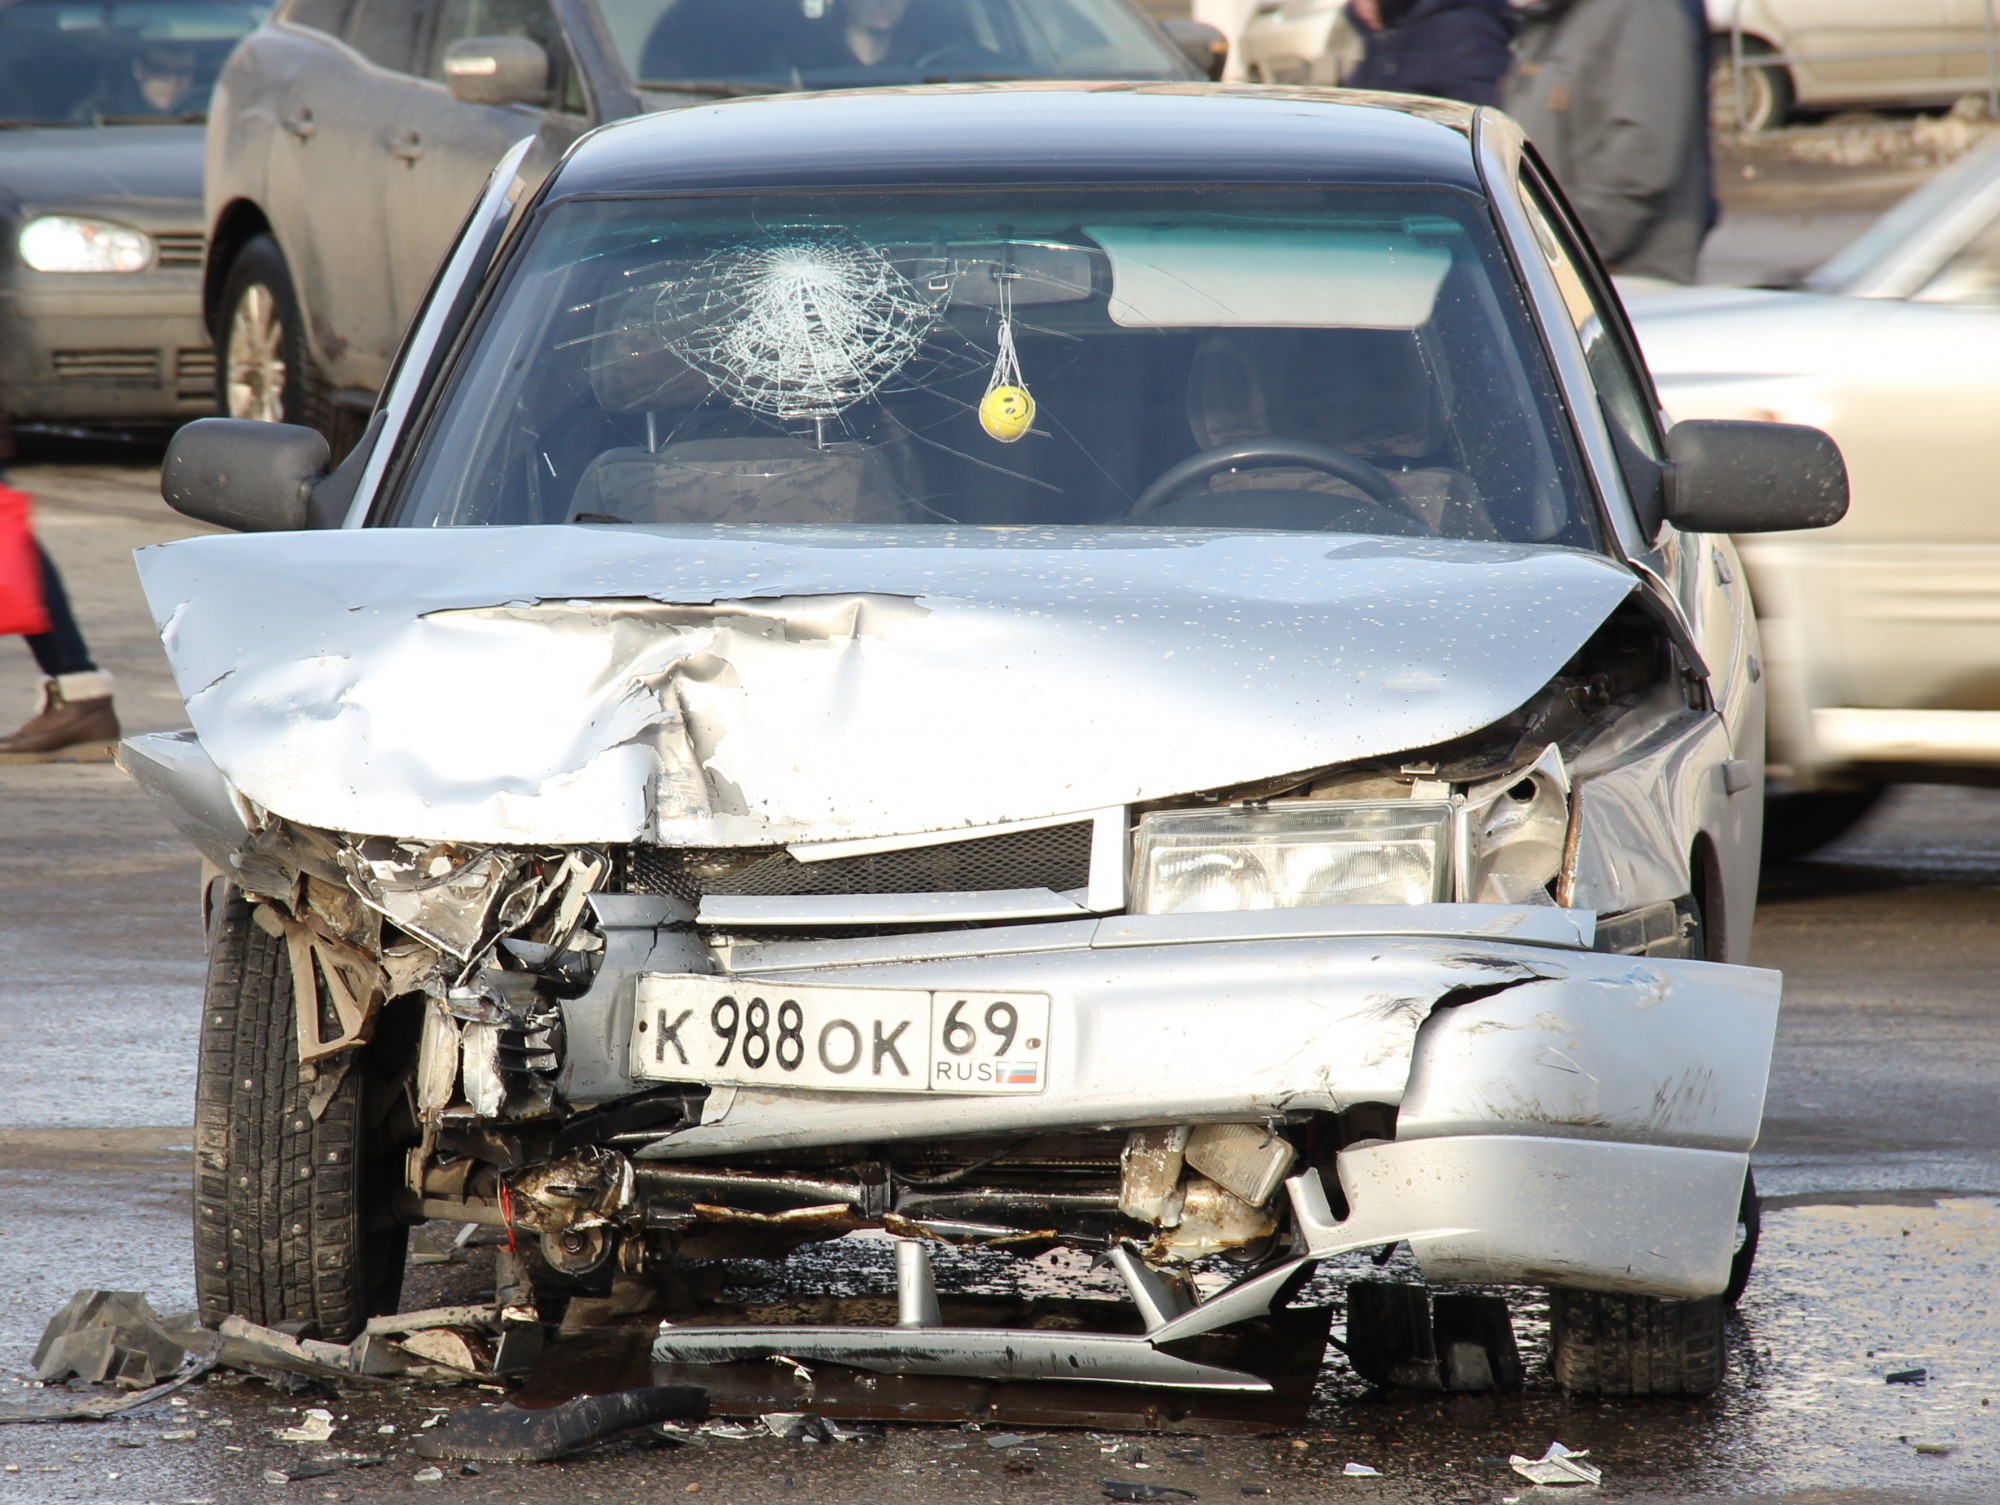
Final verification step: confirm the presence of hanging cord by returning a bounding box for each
[979,272,1035,443]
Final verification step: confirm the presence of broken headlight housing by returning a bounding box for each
[1129,801,1453,916]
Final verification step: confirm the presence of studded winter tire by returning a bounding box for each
[192,891,406,1341]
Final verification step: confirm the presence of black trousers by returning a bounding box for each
[27,542,96,678]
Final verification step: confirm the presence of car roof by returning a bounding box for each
[546,84,1486,202]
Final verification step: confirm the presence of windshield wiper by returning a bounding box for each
[0,118,72,129]
[633,78,780,98]
[94,111,207,125]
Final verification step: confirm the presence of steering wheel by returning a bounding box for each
[1130,438,1424,524]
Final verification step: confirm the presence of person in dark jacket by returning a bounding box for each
[1344,0,1518,109]
[1504,0,1706,283]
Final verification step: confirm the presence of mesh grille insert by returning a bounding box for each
[628,821,1094,905]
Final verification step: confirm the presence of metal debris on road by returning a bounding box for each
[1508,1442,1602,1486]
[1102,1483,1197,1501]
[1886,1368,1928,1384]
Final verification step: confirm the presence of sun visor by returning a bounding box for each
[1089,226,1452,330]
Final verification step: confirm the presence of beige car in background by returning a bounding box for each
[1627,133,2000,851]
[1713,0,2000,131]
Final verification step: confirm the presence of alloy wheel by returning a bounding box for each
[225,282,288,423]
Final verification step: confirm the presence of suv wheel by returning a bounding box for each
[217,236,309,426]
[193,890,407,1341]
[1549,1288,1724,1397]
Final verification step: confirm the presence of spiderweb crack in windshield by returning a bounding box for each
[660,232,946,422]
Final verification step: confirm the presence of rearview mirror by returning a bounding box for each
[443,36,551,108]
[1160,19,1229,81]
[161,418,330,532]
[1664,419,1848,534]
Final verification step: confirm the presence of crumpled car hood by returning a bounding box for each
[136,526,1635,846]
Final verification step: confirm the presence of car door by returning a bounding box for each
[1767,0,1948,103]
[270,0,436,389]
[256,0,406,395]
[382,0,588,330]
[1814,231,2000,715]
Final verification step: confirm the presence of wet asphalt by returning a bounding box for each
[5,427,2000,1501]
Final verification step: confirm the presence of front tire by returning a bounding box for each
[1550,1289,1724,1397]
[193,892,406,1341]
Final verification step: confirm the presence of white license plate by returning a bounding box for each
[630,976,1051,1095]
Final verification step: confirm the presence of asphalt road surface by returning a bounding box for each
[4,424,1999,1505]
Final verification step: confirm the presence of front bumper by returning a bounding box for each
[568,905,1777,1298]
[0,272,213,423]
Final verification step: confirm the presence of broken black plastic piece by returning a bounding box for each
[413,1384,709,1462]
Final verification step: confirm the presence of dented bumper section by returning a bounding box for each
[592,916,1774,1297]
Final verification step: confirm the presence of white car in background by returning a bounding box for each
[1712,0,2000,131]
[1234,0,1359,86]
[1628,133,2000,852]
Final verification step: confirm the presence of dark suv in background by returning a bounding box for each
[203,0,1218,453]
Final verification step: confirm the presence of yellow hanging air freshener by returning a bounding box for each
[979,276,1035,443]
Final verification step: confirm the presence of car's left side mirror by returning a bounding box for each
[1160,19,1229,80]
[1664,418,1849,534]
[161,418,330,532]
[443,36,552,108]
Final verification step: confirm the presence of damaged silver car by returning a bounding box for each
[127,84,1847,1402]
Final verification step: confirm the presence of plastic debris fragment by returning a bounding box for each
[274,1408,335,1444]
[1343,1462,1381,1475]
[1508,1442,1601,1486]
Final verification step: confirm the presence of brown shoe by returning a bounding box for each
[0,674,120,762]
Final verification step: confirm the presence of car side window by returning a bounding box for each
[286,0,357,36]
[349,0,431,73]
[428,0,582,112]
[1518,173,1664,463]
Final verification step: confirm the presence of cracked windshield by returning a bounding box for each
[390,187,1597,545]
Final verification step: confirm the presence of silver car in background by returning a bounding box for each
[1630,132,2000,850]
[1711,0,2000,131]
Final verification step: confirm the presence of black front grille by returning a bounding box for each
[53,349,159,385]
[627,822,1094,904]
[154,233,205,268]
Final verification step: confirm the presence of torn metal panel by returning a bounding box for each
[1564,711,1735,923]
[1395,959,1780,1153]
[1306,1138,1748,1298]
[134,527,1635,846]
[652,1323,1273,1392]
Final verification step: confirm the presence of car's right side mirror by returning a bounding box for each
[443,36,552,108]
[1663,418,1849,534]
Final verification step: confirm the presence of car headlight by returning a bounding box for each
[18,216,154,273]
[1130,801,1454,915]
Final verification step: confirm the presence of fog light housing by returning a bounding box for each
[1130,801,1453,915]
